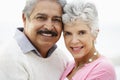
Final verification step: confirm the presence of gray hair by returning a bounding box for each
[23,0,66,18]
[62,0,99,37]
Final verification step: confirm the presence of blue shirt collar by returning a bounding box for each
[14,28,57,57]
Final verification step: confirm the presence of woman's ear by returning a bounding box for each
[93,29,99,43]
[95,29,99,38]
[22,13,26,27]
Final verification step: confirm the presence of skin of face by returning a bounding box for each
[63,19,96,62]
[22,0,63,57]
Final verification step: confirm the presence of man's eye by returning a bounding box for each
[53,18,62,23]
[36,16,46,21]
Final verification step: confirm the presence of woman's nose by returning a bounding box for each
[71,36,80,44]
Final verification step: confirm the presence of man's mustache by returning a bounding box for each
[37,30,58,37]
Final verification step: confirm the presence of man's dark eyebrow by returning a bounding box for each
[34,13,62,20]
[54,16,62,19]
[33,13,46,19]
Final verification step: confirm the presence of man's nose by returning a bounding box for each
[44,20,54,30]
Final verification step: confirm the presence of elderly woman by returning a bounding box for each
[61,0,116,80]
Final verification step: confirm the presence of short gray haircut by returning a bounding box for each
[62,0,99,37]
[23,0,66,18]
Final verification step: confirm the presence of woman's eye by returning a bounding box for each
[64,32,71,36]
[79,30,86,35]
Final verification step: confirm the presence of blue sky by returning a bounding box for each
[0,0,120,58]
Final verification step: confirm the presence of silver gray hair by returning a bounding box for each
[62,0,99,37]
[23,0,66,18]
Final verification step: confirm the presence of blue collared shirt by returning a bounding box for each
[14,28,57,57]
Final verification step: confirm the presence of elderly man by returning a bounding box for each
[0,0,73,80]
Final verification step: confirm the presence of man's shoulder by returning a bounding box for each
[0,38,24,61]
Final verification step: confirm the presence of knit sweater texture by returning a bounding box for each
[0,38,73,80]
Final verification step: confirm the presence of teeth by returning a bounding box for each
[72,47,80,51]
[42,33,52,37]
[72,46,83,51]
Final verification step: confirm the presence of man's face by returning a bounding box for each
[23,1,63,50]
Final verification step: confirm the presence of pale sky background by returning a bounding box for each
[0,0,120,58]
[0,0,120,79]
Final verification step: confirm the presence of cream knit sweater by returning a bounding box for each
[0,39,73,80]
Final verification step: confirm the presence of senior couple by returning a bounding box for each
[0,0,116,80]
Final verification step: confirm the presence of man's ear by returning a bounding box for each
[22,13,26,27]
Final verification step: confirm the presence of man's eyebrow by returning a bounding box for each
[34,13,62,19]
[33,13,47,19]
[54,16,62,19]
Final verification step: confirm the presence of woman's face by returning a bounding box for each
[63,19,95,60]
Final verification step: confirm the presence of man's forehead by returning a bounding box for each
[35,13,62,18]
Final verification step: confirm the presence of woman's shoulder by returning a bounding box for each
[95,56,115,69]
[87,56,116,80]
